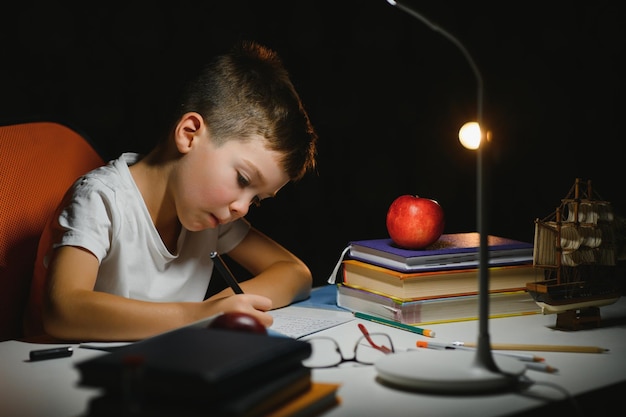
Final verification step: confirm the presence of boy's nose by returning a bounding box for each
[229,199,250,217]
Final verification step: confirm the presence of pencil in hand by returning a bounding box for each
[210,252,244,294]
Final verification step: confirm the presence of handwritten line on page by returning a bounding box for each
[269,306,355,339]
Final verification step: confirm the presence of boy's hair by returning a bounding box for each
[179,41,317,181]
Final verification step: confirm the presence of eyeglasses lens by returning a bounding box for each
[302,334,393,368]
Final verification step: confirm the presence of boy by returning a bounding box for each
[25,41,318,342]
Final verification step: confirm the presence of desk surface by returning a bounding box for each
[1,287,625,417]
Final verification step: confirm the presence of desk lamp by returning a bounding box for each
[375,0,526,393]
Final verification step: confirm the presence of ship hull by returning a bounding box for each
[526,279,621,314]
[532,295,620,314]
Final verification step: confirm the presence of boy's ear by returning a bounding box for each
[174,112,205,154]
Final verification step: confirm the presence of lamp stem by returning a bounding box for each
[475,140,499,372]
[386,1,484,124]
[388,0,498,372]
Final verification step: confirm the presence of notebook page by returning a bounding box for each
[270,306,354,339]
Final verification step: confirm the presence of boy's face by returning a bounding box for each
[172,132,289,231]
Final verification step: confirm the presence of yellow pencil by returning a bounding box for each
[455,341,608,353]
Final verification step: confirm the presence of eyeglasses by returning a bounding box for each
[302,323,395,368]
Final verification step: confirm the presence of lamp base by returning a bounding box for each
[375,349,525,394]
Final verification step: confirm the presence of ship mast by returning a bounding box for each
[555,208,562,284]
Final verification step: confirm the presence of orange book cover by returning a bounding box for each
[266,382,341,417]
[342,259,539,300]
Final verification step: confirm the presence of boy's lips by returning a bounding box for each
[211,214,222,226]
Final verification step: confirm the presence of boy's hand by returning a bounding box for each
[204,293,273,327]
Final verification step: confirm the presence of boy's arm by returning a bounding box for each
[220,227,312,307]
[42,246,272,342]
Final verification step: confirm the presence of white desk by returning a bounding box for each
[1,289,625,417]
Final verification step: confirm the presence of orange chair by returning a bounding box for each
[0,121,105,341]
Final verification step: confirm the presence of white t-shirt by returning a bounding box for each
[49,152,250,302]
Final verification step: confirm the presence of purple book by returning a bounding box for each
[348,232,533,273]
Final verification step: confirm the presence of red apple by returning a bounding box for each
[386,195,445,249]
[207,312,267,335]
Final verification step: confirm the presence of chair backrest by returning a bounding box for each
[0,121,105,341]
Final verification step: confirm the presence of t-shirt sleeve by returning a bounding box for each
[53,177,115,263]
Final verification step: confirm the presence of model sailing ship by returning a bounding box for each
[526,178,622,328]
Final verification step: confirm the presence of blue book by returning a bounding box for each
[348,232,533,273]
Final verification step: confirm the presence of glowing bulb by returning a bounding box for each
[459,122,482,150]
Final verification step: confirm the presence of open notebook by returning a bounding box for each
[269,305,354,339]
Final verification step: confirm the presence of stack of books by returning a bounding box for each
[76,327,340,417]
[337,232,542,325]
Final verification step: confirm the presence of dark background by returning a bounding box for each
[2,0,624,287]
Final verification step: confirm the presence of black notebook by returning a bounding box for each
[75,327,312,402]
[85,365,312,417]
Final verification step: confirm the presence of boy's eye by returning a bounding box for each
[238,173,261,207]
[237,173,250,187]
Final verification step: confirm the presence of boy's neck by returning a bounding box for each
[129,153,181,251]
